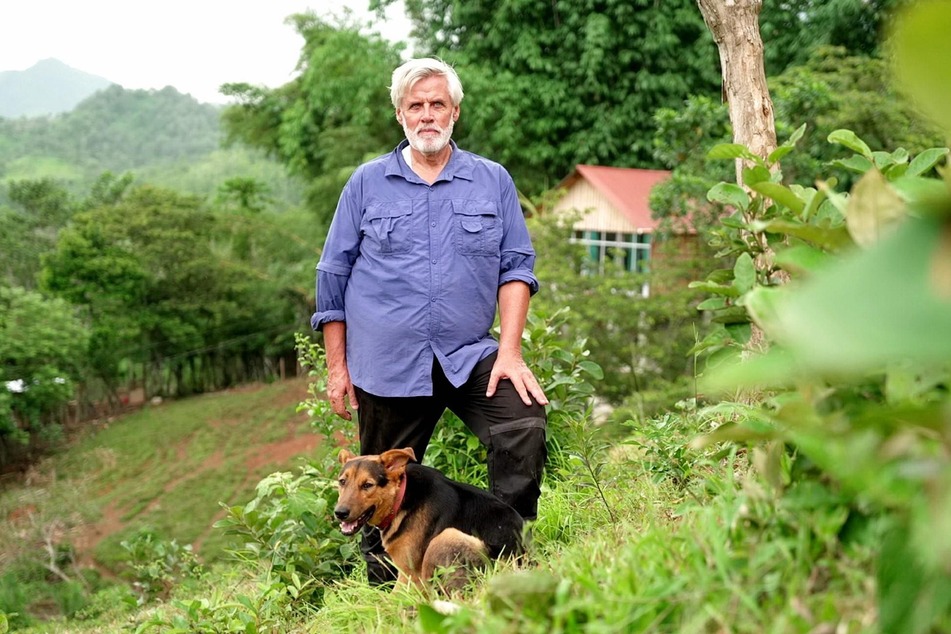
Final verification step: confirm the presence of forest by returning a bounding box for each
[1,0,950,632]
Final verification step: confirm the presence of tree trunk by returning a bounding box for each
[697,0,780,353]
[696,0,777,180]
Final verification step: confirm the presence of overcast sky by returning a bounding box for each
[0,1,412,104]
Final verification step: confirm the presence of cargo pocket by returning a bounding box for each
[452,200,501,256]
[363,201,413,254]
[488,416,547,519]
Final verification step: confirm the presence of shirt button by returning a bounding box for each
[431,259,436,264]
[431,222,436,227]
[431,297,436,302]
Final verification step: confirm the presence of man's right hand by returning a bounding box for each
[322,321,356,421]
[327,363,357,421]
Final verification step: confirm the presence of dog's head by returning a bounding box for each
[333,447,415,536]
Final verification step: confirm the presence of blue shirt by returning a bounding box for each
[311,140,539,397]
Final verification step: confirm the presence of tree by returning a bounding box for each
[759,0,911,76]
[221,13,404,226]
[0,286,88,465]
[42,184,311,397]
[379,0,722,193]
[0,178,75,289]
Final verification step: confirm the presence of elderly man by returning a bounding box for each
[311,57,548,585]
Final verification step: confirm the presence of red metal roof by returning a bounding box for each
[561,165,672,231]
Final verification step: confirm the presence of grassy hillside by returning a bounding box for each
[0,378,322,622]
[0,375,888,633]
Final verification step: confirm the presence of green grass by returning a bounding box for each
[1,380,885,633]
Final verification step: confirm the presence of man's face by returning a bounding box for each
[396,75,459,155]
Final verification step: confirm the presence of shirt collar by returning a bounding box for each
[385,139,474,183]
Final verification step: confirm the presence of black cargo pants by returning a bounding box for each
[353,351,548,585]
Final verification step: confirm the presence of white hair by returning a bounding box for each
[389,58,464,110]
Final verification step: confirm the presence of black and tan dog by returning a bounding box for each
[334,447,524,588]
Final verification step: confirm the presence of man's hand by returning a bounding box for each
[322,321,356,421]
[487,349,549,406]
[327,362,357,421]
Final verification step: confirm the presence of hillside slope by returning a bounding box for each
[0,377,325,577]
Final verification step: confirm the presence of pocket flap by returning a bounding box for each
[452,200,498,217]
[365,200,412,220]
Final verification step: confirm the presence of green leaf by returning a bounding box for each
[688,280,741,298]
[767,145,794,164]
[846,169,906,248]
[751,219,853,251]
[744,286,785,336]
[742,165,771,186]
[774,244,832,276]
[786,123,807,146]
[707,182,750,210]
[828,129,873,159]
[732,252,756,294]
[711,306,751,324]
[766,123,806,164]
[890,176,951,220]
[696,297,727,311]
[770,216,951,373]
[749,181,806,215]
[725,323,752,345]
[707,143,758,161]
[907,148,950,177]
[831,155,874,174]
[800,187,827,221]
[416,604,450,633]
[578,360,604,380]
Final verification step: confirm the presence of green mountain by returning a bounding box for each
[0,83,302,203]
[0,58,114,118]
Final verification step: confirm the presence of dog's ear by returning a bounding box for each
[338,449,356,465]
[379,447,415,473]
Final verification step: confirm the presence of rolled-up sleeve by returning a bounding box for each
[497,169,539,295]
[499,250,539,294]
[310,174,364,330]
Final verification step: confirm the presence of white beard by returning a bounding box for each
[402,118,454,155]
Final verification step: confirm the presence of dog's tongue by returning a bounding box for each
[340,520,359,536]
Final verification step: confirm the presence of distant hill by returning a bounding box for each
[0,82,303,205]
[0,84,222,175]
[0,58,115,118]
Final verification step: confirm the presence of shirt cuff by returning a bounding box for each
[499,271,540,295]
[311,310,345,331]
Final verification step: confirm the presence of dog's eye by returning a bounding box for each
[361,481,374,490]
[338,478,346,487]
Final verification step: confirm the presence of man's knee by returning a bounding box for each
[488,418,547,518]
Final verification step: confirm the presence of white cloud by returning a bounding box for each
[0,1,412,104]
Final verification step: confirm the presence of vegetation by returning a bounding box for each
[2,1,950,632]
[0,84,303,201]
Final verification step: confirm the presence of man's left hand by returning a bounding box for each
[487,350,549,406]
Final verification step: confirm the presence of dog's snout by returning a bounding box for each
[334,507,349,520]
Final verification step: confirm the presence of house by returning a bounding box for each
[549,165,697,293]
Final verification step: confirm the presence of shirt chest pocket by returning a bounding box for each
[452,200,502,257]
[362,201,413,254]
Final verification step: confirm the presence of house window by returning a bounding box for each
[572,230,651,275]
